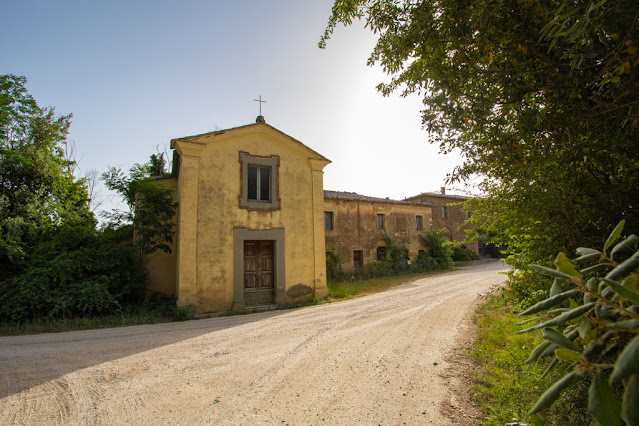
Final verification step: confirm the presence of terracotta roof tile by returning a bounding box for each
[406,192,472,201]
[324,190,433,206]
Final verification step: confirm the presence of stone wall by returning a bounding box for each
[404,190,479,255]
[324,191,433,272]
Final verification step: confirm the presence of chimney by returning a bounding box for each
[441,187,446,194]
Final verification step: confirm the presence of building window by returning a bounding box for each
[376,247,387,261]
[466,211,471,219]
[247,165,270,202]
[416,215,423,231]
[353,250,363,270]
[442,206,448,218]
[377,214,384,230]
[239,152,280,210]
[324,211,334,231]
[418,249,425,257]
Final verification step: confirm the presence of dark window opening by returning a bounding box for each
[376,247,387,261]
[324,211,334,231]
[416,215,423,231]
[353,250,363,270]
[247,165,271,202]
[442,206,448,219]
[377,214,384,230]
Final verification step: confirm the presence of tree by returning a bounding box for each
[0,75,146,323]
[320,0,639,264]
[101,154,177,260]
[0,74,93,281]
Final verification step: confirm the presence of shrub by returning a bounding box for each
[452,245,480,262]
[419,230,454,269]
[412,250,439,272]
[326,250,345,281]
[0,224,146,322]
[382,234,410,272]
[367,260,395,277]
[518,220,639,425]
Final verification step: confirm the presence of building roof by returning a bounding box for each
[324,190,434,207]
[170,119,330,163]
[405,191,471,201]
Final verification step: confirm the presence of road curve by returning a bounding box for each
[0,261,507,425]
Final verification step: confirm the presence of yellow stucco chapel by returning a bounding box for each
[145,116,331,314]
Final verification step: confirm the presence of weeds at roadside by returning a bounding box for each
[0,299,193,336]
[1,267,461,335]
[327,269,451,299]
[472,295,589,425]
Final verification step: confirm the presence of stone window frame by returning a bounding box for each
[239,152,280,210]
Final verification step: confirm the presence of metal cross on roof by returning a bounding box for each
[253,95,267,116]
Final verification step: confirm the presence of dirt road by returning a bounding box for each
[0,261,507,425]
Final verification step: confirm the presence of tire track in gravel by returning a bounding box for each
[0,261,507,425]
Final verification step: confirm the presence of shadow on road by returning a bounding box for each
[0,309,288,398]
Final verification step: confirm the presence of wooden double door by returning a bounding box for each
[243,240,275,307]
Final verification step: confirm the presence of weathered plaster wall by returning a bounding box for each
[144,177,178,297]
[404,193,479,254]
[172,125,328,313]
[324,198,433,271]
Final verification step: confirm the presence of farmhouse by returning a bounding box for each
[145,117,331,313]
[323,191,434,272]
[144,118,487,313]
[404,189,483,256]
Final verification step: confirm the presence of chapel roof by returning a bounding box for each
[324,190,434,207]
[170,119,330,163]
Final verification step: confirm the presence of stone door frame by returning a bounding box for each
[233,227,285,310]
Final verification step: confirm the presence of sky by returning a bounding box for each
[1,0,467,215]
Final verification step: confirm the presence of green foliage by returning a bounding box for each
[419,230,454,269]
[101,156,177,259]
[0,74,94,282]
[0,75,176,326]
[0,224,146,322]
[381,233,409,270]
[519,221,639,424]
[327,232,453,283]
[328,273,432,299]
[452,245,480,262]
[0,298,194,335]
[321,0,639,270]
[325,250,344,280]
[367,260,396,277]
[473,296,590,425]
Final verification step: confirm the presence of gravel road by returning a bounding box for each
[0,261,507,425]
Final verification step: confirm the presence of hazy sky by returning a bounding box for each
[2,0,466,214]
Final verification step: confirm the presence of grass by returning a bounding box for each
[0,301,193,336]
[1,269,452,335]
[327,269,449,299]
[471,294,589,425]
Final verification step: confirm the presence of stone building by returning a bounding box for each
[145,118,331,313]
[323,191,433,272]
[404,188,479,255]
